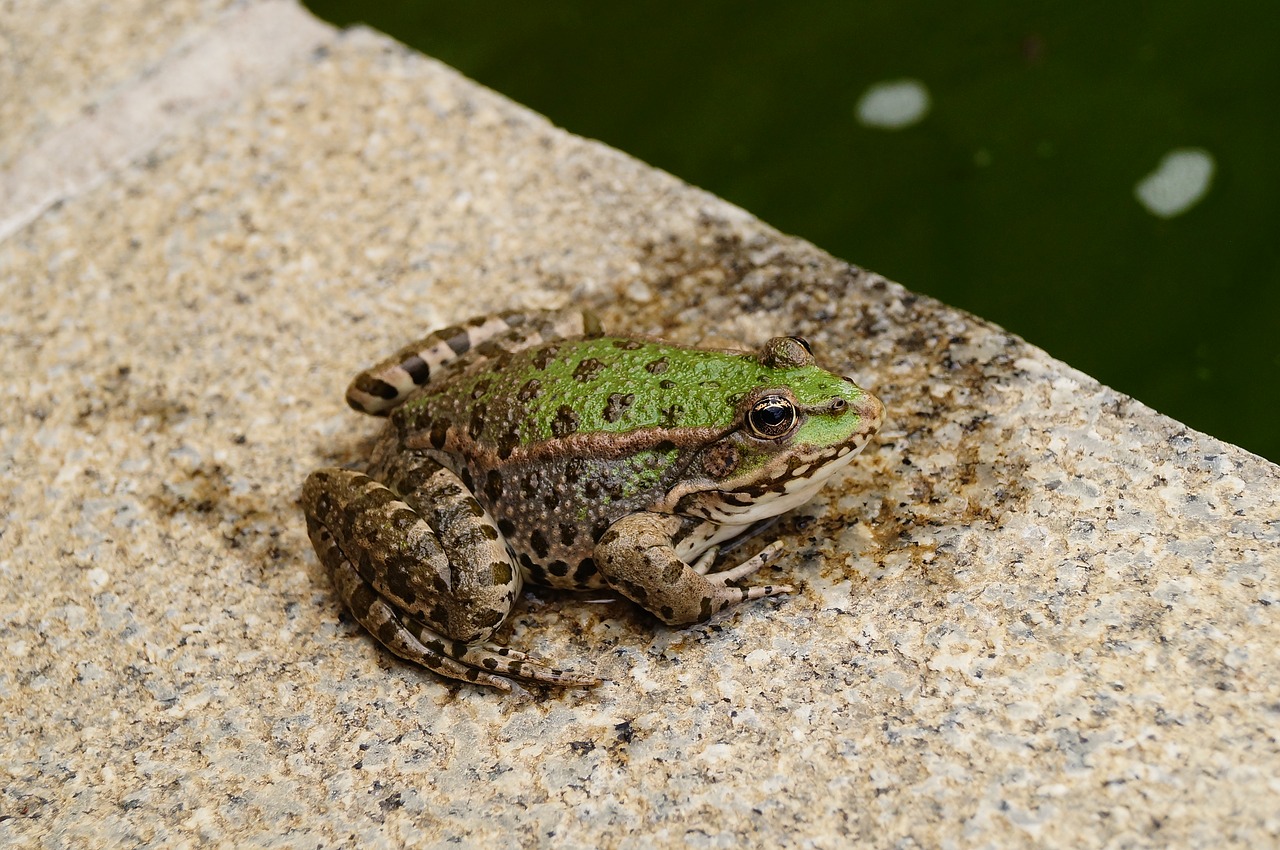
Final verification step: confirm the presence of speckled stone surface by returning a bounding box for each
[0,0,239,169]
[0,1,329,241]
[2,7,1278,848]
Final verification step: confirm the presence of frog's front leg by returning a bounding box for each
[594,513,793,625]
[302,459,598,689]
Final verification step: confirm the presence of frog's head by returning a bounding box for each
[668,336,884,525]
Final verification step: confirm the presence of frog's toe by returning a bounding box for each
[690,547,719,575]
[706,540,785,586]
[461,642,602,688]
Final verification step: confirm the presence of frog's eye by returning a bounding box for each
[790,336,813,355]
[748,395,798,439]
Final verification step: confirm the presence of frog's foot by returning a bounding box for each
[595,513,794,627]
[327,552,598,689]
[402,620,601,688]
[326,552,515,690]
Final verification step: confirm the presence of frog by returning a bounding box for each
[302,308,884,690]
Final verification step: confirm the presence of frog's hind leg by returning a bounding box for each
[346,308,602,415]
[304,461,597,688]
[327,551,597,689]
[324,549,514,690]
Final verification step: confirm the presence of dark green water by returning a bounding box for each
[305,2,1280,462]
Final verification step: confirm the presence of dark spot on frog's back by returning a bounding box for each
[517,379,541,401]
[573,358,606,382]
[468,403,487,439]
[602,392,635,423]
[613,339,644,351]
[532,344,560,370]
[645,357,669,374]
[552,406,580,437]
[497,427,520,460]
[548,560,570,578]
[530,529,550,558]
[559,523,577,546]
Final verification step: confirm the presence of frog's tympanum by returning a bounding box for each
[303,309,883,689]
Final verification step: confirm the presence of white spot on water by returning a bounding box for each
[1134,148,1215,218]
[856,79,931,130]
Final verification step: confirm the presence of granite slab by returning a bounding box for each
[2,6,1277,848]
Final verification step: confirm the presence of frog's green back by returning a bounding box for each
[418,336,840,449]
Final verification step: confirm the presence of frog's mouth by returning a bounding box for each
[668,390,883,525]
[704,436,872,524]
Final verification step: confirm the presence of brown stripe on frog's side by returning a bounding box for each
[407,422,726,471]
[346,308,597,415]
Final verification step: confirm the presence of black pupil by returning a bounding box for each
[752,398,793,435]
[757,405,788,427]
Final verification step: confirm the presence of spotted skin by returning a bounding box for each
[303,309,884,689]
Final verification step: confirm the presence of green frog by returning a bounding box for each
[302,308,883,690]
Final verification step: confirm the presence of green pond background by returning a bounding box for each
[305,1,1280,463]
